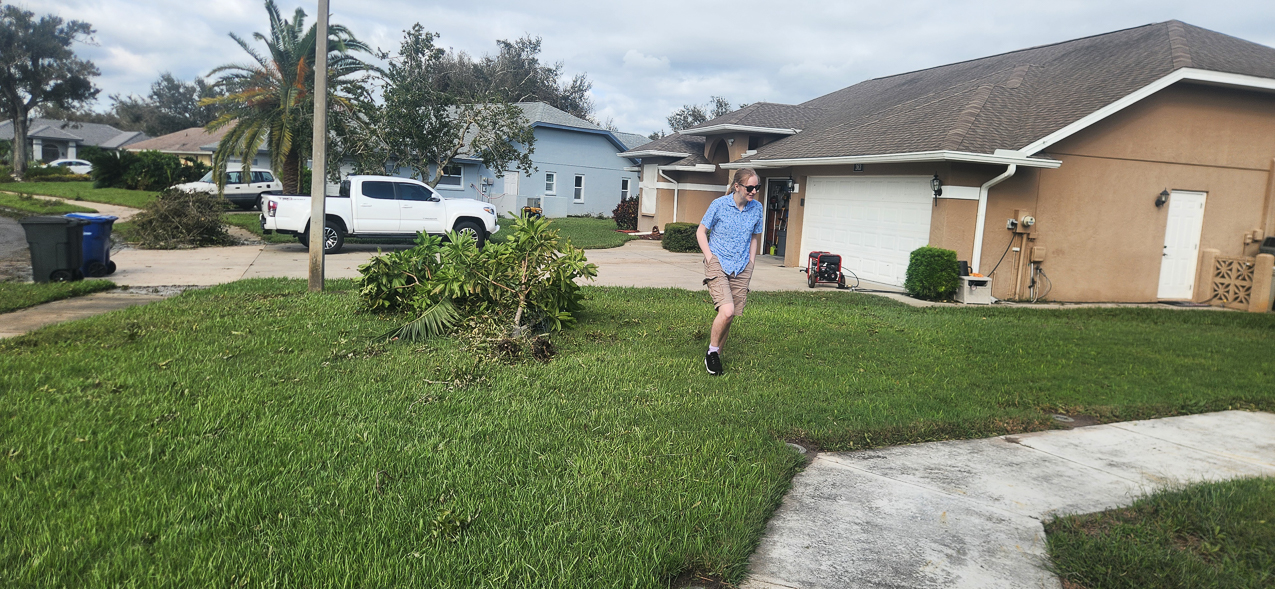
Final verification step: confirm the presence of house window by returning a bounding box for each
[545,172,557,194]
[574,175,585,202]
[438,164,463,187]
[621,178,631,199]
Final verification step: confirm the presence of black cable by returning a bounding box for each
[988,232,1016,277]
[1037,267,1053,299]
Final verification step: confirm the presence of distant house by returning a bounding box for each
[125,126,270,168]
[0,119,149,162]
[392,102,649,218]
[623,21,1275,305]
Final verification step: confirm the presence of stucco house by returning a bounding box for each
[0,119,149,162]
[398,102,648,218]
[622,21,1275,306]
[125,126,271,168]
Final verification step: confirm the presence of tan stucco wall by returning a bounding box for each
[641,168,728,231]
[995,83,1275,302]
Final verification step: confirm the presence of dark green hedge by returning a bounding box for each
[661,222,701,253]
[904,246,960,300]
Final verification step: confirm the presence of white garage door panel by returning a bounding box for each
[801,176,933,286]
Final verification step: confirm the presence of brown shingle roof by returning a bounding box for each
[744,20,1275,162]
[620,133,709,166]
[684,102,826,132]
[125,126,230,153]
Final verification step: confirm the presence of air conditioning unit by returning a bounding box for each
[526,197,542,208]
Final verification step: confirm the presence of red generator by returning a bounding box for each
[805,251,846,289]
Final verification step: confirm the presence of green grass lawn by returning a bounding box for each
[0,280,116,313]
[1046,477,1275,588]
[2,280,1272,587]
[2,182,159,209]
[0,192,98,219]
[492,216,634,249]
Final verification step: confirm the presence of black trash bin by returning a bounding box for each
[19,216,89,283]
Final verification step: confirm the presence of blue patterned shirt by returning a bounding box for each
[700,194,764,275]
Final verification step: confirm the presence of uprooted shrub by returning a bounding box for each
[358,215,598,358]
[127,188,234,249]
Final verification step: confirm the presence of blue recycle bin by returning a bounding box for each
[65,213,118,278]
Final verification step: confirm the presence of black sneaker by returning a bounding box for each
[705,351,723,375]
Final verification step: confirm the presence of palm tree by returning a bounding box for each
[203,0,372,194]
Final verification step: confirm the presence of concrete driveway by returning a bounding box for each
[742,410,1275,589]
[95,237,912,294]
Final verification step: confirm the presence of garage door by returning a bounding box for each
[800,176,933,286]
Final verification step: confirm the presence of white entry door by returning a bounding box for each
[801,176,933,286]
[1157,190,1207,300]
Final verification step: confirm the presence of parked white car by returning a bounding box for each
[47,159,93,175]
[171,168,283,210]
[261,175,500,254]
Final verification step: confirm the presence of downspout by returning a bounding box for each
[972,164,1017,271]
[658,169,680,223]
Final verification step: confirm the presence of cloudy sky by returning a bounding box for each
[32,0,1275,136]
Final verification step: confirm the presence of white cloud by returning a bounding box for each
[19,0,1275,137]
[622,50,670,71]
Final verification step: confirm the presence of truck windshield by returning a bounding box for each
[198,171,213,183]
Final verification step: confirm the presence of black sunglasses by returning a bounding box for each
[738,184,761,193]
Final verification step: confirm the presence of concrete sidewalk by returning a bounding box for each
[742,410,1275,589]
[0,290,172,338]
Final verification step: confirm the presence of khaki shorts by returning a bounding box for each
[704,257,754,316]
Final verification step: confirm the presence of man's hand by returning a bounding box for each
[697,223,713,263]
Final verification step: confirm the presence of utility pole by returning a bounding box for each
[307,0,330,292]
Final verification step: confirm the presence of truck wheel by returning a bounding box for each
[454,221,486,248]
[299,221,343,254]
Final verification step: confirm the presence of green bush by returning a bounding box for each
[23,165,73,178]
[126,188,234,249]
[358,215,598,351]
[86,149,136,188]
[661,222,701,253]
[612,196,637,230]
[86,149,208,190]
[0,164,12,183]
[904,246,960,300]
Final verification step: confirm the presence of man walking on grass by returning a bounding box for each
[698,167,764,376]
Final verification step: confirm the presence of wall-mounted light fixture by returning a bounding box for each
[931,173,943,206]
[1155,189,1169,208]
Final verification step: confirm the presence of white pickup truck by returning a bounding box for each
[261,175,500,254]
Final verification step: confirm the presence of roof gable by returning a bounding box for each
[744,21,1275,163]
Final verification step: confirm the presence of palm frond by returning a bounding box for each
[228,33,270,71]
[381,298,460,343]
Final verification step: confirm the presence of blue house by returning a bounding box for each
[394,102,649,219]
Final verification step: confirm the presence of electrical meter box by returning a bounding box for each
[956,276,992,305]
